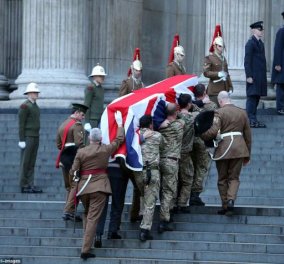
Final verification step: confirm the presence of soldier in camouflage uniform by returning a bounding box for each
[158,103,184,232]
[176,94,195,213]
[18,83,42,193]
[189,84,217,206]
[137,115,164,241]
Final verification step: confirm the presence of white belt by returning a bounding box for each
[76,174,92,197]
[65,143,76,147]
[220,131,242,140]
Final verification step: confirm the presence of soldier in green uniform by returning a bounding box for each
[18,82,42,193]
[138,115,164,241]
[158,103,184,232]
[176,94,195,213]
[84,64,107,128]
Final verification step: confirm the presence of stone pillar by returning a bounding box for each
[10,0,89,108]
[0,0,9,100]
[86,0,143,103]
[204,0,274,108]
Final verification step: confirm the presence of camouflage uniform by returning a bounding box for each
[177,112,195,207]
[190,102,217,202]
[138,128,164,230]
[159,119,184,221]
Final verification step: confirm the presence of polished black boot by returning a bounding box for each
[80,252,96,260]
[94,235,102,248]
[190,192,205,206]
[139,228,153,242]
[158,221,174,233]
[107,232,122,239]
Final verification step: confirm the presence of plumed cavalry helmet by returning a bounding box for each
[132,59,143,71]
[174,45,185,56]
[89,63,107,77]
[23,82,40,95]
[213,36,224,47]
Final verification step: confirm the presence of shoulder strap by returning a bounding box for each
[55,119,77,168]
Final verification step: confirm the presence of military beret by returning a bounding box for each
[250,21,264,30]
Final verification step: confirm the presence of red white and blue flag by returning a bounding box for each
[101,74,198,171]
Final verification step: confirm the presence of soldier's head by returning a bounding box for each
[217,91,231,107]
[250,21,264,39]
[89,63,107,85]
[165,103,178,120]
[89,128,102,143]
[71,103,88,121]
[213,36,224,55]
[24,82,40,101]
[131,59,143,79]
[178,94,192,110]
[194,84,206,99]
[139,115,153,129]
[174,45,185,63]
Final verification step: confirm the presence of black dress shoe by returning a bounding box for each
[139,228,153,242]
[21,186,43,193]
[80,252,96,260]
[94,235,102,248]
[107,232,122,239]
[217,208,228,215]
[62,213,82,222]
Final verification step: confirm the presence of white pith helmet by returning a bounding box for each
[23,82,40,95]
[89,63,107,77]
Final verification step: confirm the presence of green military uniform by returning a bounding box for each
[18,99,40,188]
[139,128,164,231]
[119,76,144,97]
[159,119,184,222]
[177,112,195,207]
[84,84,104,128]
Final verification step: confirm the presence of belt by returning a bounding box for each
[80,169,107,176]
[161,156,179,161]
[143,165,159,170]
[220,131,242,140]
[64,143,75,147]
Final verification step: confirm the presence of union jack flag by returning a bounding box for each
[100,74,198,171]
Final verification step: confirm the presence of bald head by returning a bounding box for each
[165,103,177,117]
[217,91,231,107]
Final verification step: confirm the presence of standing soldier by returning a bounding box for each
[70,112,124,260]
[244,21,267,128]
[200,91,251,216]
[176,94,195,213]
[203,25,233,106]
[166,34,186,77]
[138,115,164,241]
[271,12,284,115]
[84,64,107,128]
[56,103,88,221]
[18,82,42,193]
[119,48,144,96]
[158,103,184,232]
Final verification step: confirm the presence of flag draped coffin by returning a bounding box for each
[100,74,198,171]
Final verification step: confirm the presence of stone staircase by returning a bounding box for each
[0,109,284,264]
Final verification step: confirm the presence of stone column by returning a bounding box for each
[87,0,143,103]
[204,0,273,108]
[0,0,9,100]
[10,0,89,108]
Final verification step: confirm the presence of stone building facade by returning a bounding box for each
[0,0,283,108]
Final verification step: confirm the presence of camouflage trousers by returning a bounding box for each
[159,158,179,221]
[139,169,160,230]
[177,153,194,207]
[191,139,211,193]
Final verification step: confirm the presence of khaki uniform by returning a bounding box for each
[56,117,84,213]
[159,119,184,221]
[18,99,40,188]
[166,61,186,77]
[203,54,233,105]
[119,76,144,97]
[138,128,164,230]
[177,112,195,207]
[84,84,104,128]
[201,104,251,206]
[70,127,124,254]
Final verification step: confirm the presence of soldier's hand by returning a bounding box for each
[84,123,92,133]
[218,71,227,78]
[18,141,26,149]
[114,111,123,126]
[275,65,281,72]
[202,95,210,104]
[159,119,170,129]
[143,129,154,139]
[246,77,253,84]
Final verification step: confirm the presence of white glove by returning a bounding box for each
[217,71,227,79]
[114,111,123,126]
[18,141,26,149]
[84,123,92,133]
